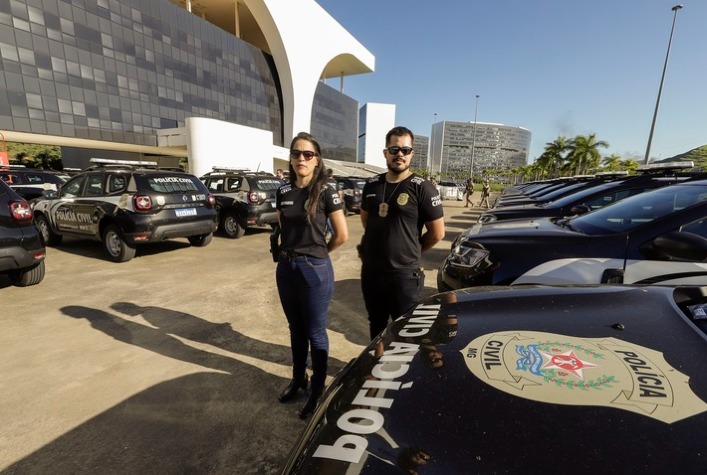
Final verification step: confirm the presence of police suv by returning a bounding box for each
[199,168,283,238]
[0,165,70,201]
[32,159,217,262]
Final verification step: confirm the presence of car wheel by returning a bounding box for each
[221,212,246,239]
[103,225,136,262]
[35,214,62,246]
[9,261,45,287]
[188,233,213,247]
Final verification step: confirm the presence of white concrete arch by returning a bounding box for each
[244,0,375,142]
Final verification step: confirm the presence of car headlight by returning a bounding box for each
[448,243,491,269]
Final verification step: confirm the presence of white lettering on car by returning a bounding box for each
[313,303,442,464]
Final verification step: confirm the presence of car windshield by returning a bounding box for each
[252,178,282,190]
[569,182,707,234]
[352,179,366,189]
[547,181,619,207]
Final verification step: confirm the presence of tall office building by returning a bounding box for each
[429,121,531,179]
[0,0,374,175]
[357,102,395,169]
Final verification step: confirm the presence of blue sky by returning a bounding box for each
[316,0,707,163]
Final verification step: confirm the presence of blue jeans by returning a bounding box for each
[276,255,334,392]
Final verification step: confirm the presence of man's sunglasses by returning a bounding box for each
[290,150,318,160]
[386,146,413,156]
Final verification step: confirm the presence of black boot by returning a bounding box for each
[278,374,308,403]
[298,389,322,419]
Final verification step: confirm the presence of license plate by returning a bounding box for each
[176,208,197,217]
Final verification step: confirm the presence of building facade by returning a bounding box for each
[429,121,531,180]
[0,0,373,173]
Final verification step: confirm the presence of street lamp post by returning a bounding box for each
[431,113,437,178]
[469,95,480,179]
[644,4,683,164]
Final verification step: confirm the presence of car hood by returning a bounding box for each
[457,217,575,244]
[284,285,707,474]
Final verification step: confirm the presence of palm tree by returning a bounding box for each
[602,153,623,172]
[567,134,609,175]
[542,136,571,178]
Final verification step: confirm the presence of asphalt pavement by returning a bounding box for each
[0,198,487,474]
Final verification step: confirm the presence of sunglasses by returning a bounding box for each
[386,146,413,156]
[290,149,318,160]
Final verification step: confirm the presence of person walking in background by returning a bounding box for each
[479,179,491,208]
[464,178,474,207]
[358,126,445,340]
[275,168,285,179]
[275,132,348,419]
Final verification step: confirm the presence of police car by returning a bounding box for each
[199,168,283,238]
[0,179,45,286]
[282,284,707,473]
[32,159,217,262]
[478,163,702,224]
[0,165,70,201]
[438,178,707,291]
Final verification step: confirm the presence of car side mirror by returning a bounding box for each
[645,231,707,261]
[41,189,57,199]
[570,204,590,215]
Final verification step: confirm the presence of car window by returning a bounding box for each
[146,175,201,193]
[60,176,86,198]
[682,218,707,239]
[82,174,105,197]
[227,177,241,191]
[206,178,224,192]
[1,173,20,184]
[571,183,707,234]
[108,174,127,193]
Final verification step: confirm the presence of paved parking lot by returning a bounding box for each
[0,199,483,474]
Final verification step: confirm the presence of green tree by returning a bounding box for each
[567,134,609,175]
[602,153,623,172]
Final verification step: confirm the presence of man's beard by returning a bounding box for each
[387,159,410,175]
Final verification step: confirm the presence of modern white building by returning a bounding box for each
[357,103,396,169]
[430,121,531,180]
[0,0,375,176]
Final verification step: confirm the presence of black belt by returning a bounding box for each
[279,250,306,259]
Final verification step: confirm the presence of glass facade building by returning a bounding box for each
[430,121,531,179]
[0,0,359,161]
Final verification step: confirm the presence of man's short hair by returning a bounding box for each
[386,126,414,146]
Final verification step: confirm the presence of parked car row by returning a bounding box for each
[439,163,707,291]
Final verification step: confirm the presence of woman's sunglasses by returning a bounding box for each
[290,150,318,160]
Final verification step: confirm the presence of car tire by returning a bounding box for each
[35,214,63,246]
[9,261,45,287]
[188,233,213,247]
[221,212,246,239]
[103,225,136,262]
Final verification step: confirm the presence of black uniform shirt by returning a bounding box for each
[360,174,443,270]
[277,181,343,259]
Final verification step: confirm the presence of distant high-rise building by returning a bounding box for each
[412,135,429,171]
[429,121,531,179]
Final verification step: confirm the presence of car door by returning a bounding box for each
[72,173,106,236]
[50,175,87,233]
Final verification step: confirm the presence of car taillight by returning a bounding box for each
[9,200,33,222]
[208,194,216,208]
[247,191,259,204]
[133,195,152,211]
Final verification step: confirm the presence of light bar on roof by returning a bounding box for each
[89,158,158,166]
[636,161,694,171]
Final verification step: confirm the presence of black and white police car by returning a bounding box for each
[32,159,217,262]
[283,284,707,473]
[438,178,707,291]
[478,163,702,224]
[199,168,283,238]
[0,165,70,201]
[0,178,45,286]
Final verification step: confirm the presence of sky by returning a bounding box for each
[316,0,707,163]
